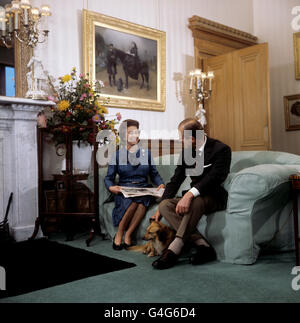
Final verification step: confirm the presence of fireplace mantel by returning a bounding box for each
[0,96,55,241]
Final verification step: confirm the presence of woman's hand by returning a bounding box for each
[151,209,162,222]
[157,184,165,191]
[109,186,122,195]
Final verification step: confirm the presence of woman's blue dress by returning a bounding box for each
[104,147,164,227]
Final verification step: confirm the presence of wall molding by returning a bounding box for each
[188,15,258,60]
[189,15,257,47]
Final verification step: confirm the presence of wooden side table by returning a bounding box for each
[290,174,300,266]
[30,124,105,246]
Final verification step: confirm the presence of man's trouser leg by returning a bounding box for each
[159,196,219,243]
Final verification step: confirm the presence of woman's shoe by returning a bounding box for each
[112,235,123,251]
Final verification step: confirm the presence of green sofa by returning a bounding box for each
[88,151,300,265]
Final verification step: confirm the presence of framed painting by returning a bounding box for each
[284,94,300,131]
[294,32,300,80]
[83,10,166,111]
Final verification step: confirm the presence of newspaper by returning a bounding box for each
[120,187,165,198]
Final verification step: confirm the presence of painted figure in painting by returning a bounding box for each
[129,41,139,58]
[115,48,149,90]
[291,101,300,117]
[106,43,118,87]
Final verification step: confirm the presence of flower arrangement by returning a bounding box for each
[47,67,122,146]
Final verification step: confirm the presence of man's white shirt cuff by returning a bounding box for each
[189,187,200,197]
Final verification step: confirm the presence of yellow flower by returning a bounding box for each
[100,107,108,114]
[62,74,72,83]
[95,101,108,114]
[58,100,70,111]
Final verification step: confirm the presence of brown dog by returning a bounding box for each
[128,220,175,257]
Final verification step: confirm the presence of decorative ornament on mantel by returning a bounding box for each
[26,56,50,100]
[189,69,214,126]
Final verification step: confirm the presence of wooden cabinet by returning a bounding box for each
[189,16,271,151]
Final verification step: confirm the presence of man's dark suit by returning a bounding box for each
[159,136,232,243]
[161,136,231,207]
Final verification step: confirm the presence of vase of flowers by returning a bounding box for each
[46,67,121,171]
[47,67,121,146]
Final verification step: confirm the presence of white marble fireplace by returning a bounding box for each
[0,96,54,241]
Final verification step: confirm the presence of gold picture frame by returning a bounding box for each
[294,32,300,80]
[284,94,300,131]
[83,10,166,111]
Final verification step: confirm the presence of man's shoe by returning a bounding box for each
[152,249,178,270]
[189,245,216,265]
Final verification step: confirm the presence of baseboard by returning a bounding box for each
[11,225,44,242]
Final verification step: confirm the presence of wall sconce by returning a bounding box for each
[189,69,214,126]
[0,0,51,49]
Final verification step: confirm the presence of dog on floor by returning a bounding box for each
[128,219,175,257]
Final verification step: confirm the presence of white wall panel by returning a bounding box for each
[253,0,300,155]
[32,0,254,139]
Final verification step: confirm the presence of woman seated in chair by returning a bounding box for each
[104,119,165,250]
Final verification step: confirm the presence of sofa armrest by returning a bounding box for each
[87,167,111,206]
[229,164,300,205]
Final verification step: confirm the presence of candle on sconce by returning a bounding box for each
[41,5,51,16]
[20,0,31,25]
[0,6,5,19]
[11,0,21,30]
[5,5,13,32]
[194,69,201,90]
[0,19,6,34]
[31,7,40,22]
[196,76,200,90]
[189,71,194,91]
[24,8,28,24]
[0,6,6,33]
[20,0,31,8]
[41,5,51,31]
[207,71,214,91]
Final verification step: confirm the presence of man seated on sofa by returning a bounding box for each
[152,118,231,270]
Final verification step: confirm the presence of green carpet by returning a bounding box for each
[0,233,299,303]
